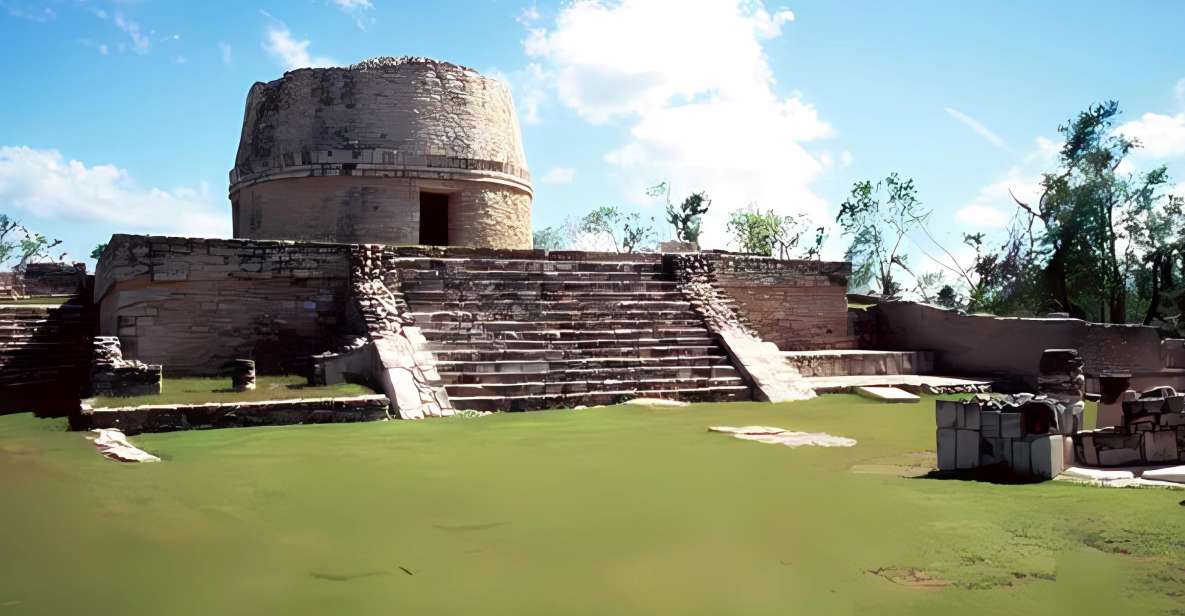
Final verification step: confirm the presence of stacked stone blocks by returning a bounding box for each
[90,336,162,397]
[1076,387,1185,466]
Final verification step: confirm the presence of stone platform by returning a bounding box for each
[783,350,934,378]
[804,374,993,394]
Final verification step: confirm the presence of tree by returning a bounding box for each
[650,182,711,244]
[532,228,565,251]
[91,243,109,261]
[579,206,656,253]
[1009,101,1182,323]
[0,215,62,272]
[726,208,824,260]
[836,173,929,298]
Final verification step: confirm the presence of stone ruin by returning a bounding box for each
[937,347,1185,480]
[90,336,161,398]
[1077,386,1185,466]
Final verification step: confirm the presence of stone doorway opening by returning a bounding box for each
[419,192,450,246]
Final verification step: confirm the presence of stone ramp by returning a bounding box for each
[394,254,751,411]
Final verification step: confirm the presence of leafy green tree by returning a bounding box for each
[91,243,109,260]
[1010,101,1182,322]
[726,208,823,260]
[0,215,62,272]
[580,206,656,253]
[532,228,565,251]
[836,173,929,298]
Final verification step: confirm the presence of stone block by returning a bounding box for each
[1143,430,1179,464]
[935,400,958,428]
[980,437,1005,466]
[937,428,957,471]
[981,410,1001,438]
[956,429,980,470]
[958,401,981,430]
[1030,435,1067,480]
[1001,412,1023,438]
[1010,440,1032,476]
[1094,432,1144,467]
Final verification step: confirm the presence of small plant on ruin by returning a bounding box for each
[90,243,108,261]
[579,206,656,253]
[727,208,823,260]
[0,215,62,273]
[836,173,930,299]
[650,182,711,244]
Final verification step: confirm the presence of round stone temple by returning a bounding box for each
[229,57,532,249]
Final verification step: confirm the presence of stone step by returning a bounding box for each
[389,257,665,275]
[445,375,745,398]
[399,268,668,282]
[420,328,712,344]
[782,350,935,378]
[428,337,719,352]
[404,290,687,304]
[405,299,695,313]
[433,355,733,374]
[429,345,726,362]
[401,280,680,295]
[439,364,739,385]
[448,385,752,412]
[414,318,705,331]
[409,309,702,323]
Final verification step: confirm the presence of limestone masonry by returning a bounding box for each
[230,57,531,249]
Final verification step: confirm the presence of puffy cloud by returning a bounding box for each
[332,0,375,30]
[113,12,149,54]
[954,138,1052,230]
[1116,111,1185,158]
[523,0,833,249]
[0,146,230,239]
[263,25,336,70]
[944,107,1008,151]
[540,167,576,184]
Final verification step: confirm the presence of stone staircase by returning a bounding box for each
[0,302,92,415]
[393,253,751,411]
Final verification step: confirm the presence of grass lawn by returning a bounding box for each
[0,296,71,306]
[2,394,1184,615]
[91,375,376,407]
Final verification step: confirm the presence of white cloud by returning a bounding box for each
[1116,111,1185,158]
[540,167,576,184]
[218,41,232,65]
[523,0,832,249]
[944,107,1008,151]
[3,2,55,22]
[332,0,375,30]
[263,25,336,70]
[840,150,854,168]
[954,202,1012,229]
[113,12,149,54]
[517,5,541,26]
[0,146,229,238]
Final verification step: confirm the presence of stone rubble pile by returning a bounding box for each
[1076,386,1185,466]
[90,336,162,397]
[935,349,1085,479]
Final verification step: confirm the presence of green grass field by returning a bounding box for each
[2,395,1184,615]
[0,296,72,306]
[91,375,375,407]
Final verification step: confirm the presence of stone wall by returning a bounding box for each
[872,301,1177,391]
[75,395,390,434]
[232,176,531,249]
[705,254,853,351]
[94,235,352,375]
[230,57,532,249]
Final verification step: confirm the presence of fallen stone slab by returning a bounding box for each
[89,429,159,463]
[1142,466,1185,484]
[855,386,920,403]
[627,398,690,407]
[709,426,857,448]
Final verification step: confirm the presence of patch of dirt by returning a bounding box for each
[867,567,951,589]
[850,452,934,478]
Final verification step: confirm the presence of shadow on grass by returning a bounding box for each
[915,464,1046,485]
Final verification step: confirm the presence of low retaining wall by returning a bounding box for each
[872,301,1178,390]
[74,395,390,434]
[94,235,352,375]
[705,254,853,351]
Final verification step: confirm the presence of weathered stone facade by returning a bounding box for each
[94,235,352,375]
[90,336,162,397]
[75,395,390,434]
[706,254,854,351]
[230,57,532,249]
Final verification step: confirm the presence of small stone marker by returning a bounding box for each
[228,359,256,392]
[855,386,919,403]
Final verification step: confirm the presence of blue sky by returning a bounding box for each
[2,0,1184,277]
